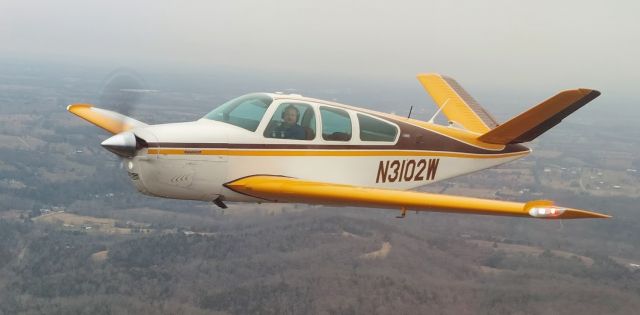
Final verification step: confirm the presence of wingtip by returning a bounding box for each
[560,208,611,219]
[525,201,610,219]
[66,103,93,112]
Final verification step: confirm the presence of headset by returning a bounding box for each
[281,104,300,122]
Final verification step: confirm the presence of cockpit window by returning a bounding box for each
[264,103,316,140]
[203,94,272,132]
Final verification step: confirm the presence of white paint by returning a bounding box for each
[122,93,529,203]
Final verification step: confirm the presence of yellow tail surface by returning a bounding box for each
[417,73,499,134]
[417,73,601,145]
[477,89,600,145]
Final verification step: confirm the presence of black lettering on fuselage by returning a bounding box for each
[375,158,440,183]
[398,160,406,182]
[415,159,426,180]
[404,160,416,181]
[388,160,401,182]
[376,160,389,183]
[426,158,440,180]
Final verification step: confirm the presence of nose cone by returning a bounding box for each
[101,131,137,157]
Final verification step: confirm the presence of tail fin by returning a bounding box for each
[67,104,147,134]
[417,73,499,134]
[477,89,600,145]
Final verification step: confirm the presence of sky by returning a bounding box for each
[1,0,639,104]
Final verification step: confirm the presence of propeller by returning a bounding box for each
[98,67,151,117]
[96,68,155,161]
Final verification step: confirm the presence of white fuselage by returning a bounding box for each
[126,116,528,203]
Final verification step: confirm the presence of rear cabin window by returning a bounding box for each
[357,114,398,142]
[320,107,352,141]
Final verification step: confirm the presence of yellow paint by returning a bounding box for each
[226,176,610,219]
[67,104,132,134]
[417,73,492,134]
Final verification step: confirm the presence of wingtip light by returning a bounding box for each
[528,205,610,219]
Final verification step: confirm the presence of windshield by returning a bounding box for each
[203,93,273,132]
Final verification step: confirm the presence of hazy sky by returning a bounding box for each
[1,0,639,100]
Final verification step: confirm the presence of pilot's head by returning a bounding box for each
[282,105,299,125]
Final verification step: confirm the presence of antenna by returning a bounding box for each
[427,98,450,124]
[407,105,413,118]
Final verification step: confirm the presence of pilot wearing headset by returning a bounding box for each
[273,105,306,140]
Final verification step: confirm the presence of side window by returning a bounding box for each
[320,107,352,141]
[358,114,398,142]
[264,103,316,140]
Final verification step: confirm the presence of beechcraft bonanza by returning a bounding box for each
[68,74,610,220]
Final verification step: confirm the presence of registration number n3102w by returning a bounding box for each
[376,158,440,183]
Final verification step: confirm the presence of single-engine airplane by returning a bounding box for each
[68,74,610,219]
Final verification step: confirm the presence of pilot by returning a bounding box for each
[274,105,305,140]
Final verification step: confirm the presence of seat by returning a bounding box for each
[325,132,350,141]
[304,127,315,140]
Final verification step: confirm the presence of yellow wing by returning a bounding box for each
[417,73,499,134]
[225,176,609,219]
[67,104,147,134]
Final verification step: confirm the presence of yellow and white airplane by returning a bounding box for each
[68,74,609,219]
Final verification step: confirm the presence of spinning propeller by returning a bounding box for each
[85,68,155,158]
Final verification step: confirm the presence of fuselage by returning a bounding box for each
[124,93,530,203]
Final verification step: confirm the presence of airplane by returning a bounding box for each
[67,73,610,220]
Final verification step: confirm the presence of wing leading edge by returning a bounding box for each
[225,176,609,219]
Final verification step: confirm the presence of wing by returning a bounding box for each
[417,73,499,134]
[67,104,147,134]
[225,175,609,219]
